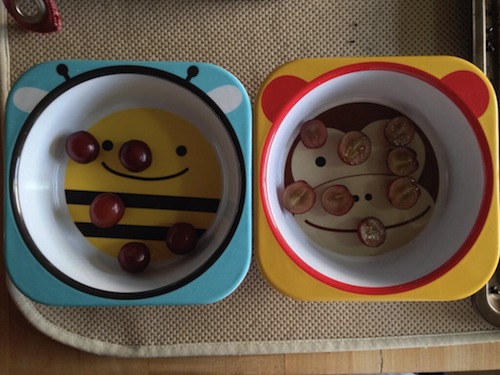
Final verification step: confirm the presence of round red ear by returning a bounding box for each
[440,70,490,118]
[261,75,308,122]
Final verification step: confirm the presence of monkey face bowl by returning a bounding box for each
[6,62,250,303]
[260,61,495,295]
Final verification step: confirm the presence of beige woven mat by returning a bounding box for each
[2,0,500,358]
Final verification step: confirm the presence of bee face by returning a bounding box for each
[66,107,222,196]
[65,107,222,260]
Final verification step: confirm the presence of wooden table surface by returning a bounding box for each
[1,256,500,375]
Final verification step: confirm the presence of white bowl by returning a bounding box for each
[260,64,492,293]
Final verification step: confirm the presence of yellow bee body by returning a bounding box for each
[65,108,222,261]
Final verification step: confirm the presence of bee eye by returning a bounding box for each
[176,145,187,156]
[103,140,113,151]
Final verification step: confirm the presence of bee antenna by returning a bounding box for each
[56,64,70,81]
[186,66,199,82]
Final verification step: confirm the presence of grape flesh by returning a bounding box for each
[338,131,371,165]
[65,131,100,163]
[385,116,416,146]
[387,147,419,176]
[321,185,354,216]
[281,180,316,214]
[357,217,386,247]
[387,177,421,209]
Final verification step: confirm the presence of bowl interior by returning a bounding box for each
[13,71,243,296]
[262,68,488,290]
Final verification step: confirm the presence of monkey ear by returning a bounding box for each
[440,70,490,119]
[260,75,308,122]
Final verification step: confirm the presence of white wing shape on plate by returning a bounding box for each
[13,87,48,113]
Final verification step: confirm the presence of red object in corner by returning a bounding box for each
[3,0,61,33]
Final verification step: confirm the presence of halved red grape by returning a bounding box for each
[384,116,416,146]
[119,140,152,172]
[118,242,151,273]
[321,184,355,216]
[281,180,316,214]
[357,217,386,247]
[300,119,327,149]
[338,131,371,165]
[387,177,421,209]
[65,131,100,163]
[166,222,198,255]
[89,193,125,228]
[387,146,419,176]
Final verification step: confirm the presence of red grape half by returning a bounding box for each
[299,119,327,149]
[321,184,355,216]
[384,116,416,146]
[387,146,419,176]
[281,180,316,214]
[338,131,371,165]
[357,217,386,247]
[387,177,421,210]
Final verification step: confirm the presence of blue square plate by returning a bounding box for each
[4,60,252,306]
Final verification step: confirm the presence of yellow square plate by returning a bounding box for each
[254,56,499,301]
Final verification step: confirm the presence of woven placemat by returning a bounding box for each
[2,0,500,358]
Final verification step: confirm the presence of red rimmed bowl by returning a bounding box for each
[260,61,493,295]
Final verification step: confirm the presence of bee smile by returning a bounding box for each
[101,162,189,181]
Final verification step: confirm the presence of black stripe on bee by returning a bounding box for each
[74,223,206,241]
[65,190,220,212]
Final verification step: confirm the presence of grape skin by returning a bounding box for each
[65,131,100,163]
[118,242,151,273]
[89,193,125,228]
[282,180,316,214]
[166,223,198,255]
